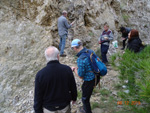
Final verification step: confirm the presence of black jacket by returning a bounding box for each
[127,37,143,53]
[122,27,131,39]
[34,60,77,113]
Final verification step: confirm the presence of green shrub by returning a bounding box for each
[115,46,150,112]
[100,88,111,96]
[122,13,130,22]
[93,87,100,94]
[77,90,82,99]
[91,102,101,110]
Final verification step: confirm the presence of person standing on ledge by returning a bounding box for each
[34,46,77,113]
[99,24,113,65]
[58,10,75,57]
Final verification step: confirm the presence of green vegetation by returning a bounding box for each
[88,32,94,37]
[93,87,100,94]
[122,13,130,22]
[110,53,121,67]
[111,45,150,113]
[91,102,101,110]
[100,88,111,96]
[77,90,82,99]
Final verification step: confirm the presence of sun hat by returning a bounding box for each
[71,39,81,47]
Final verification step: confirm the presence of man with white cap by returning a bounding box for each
[71,39,100,113]
[58,10,75,57]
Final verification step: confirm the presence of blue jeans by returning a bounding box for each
[59,34,67,55]
[101,44,109,63]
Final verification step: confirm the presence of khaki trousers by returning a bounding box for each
[43,105,71,113]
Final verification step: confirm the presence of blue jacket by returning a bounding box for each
[76,48,95,81]
[57,15,72,36]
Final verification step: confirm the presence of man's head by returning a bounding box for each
[71,39,83,53]
[45,46,59,62]
[120,27,126,33]
[62,10,67,17]
[104,24,109,31]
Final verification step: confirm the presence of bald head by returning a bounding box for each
[45,46,59,62]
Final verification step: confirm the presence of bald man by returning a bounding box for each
[34,46,77,113]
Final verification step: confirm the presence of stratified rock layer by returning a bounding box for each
[0,0,150,112]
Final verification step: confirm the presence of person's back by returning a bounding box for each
[36,61,76,108]
[34,46,77,113]
[58,15,71,36]
[127,36,142,53]
[76,48,95,81]
[57,11,74,57]
[127,29,143,53]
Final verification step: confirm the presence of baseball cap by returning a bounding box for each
[71,39,81,47]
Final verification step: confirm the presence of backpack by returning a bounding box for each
[82,50,107,76]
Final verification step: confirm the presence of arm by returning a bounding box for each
[98,34,103,44]
[64,18,72,29]
[76,57,87,79]
[73,67,83,79]
[34,74,44,113]
[108,30,113,41]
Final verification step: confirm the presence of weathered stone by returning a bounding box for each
[0,0,150,112]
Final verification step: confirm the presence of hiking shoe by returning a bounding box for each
[60,54,67,57]
[79,106,86,113]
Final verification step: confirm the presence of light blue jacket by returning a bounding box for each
[57,15,72,36]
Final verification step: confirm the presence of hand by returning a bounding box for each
[122,37,126,40]
[71,67,76,72]
[72,101,76,105]
[98,41,101,44]
[104,37,108,40]
[71,20,75,26]
[72,67,78,75]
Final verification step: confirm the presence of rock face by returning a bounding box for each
[0,0,150,112]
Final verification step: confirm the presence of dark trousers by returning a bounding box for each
[123,39,127,49]
[82,77,100,113]
[101,44,109,63]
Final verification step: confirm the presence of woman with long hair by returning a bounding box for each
[127,29,144,53]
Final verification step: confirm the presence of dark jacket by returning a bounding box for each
[34,60,77,113]
[127,37,143,53]
[122,27,131,39]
